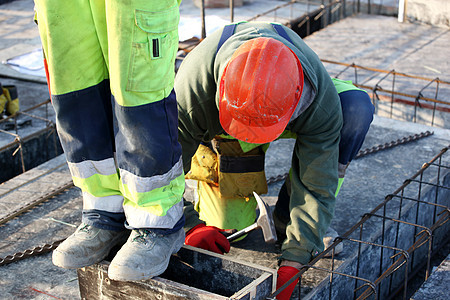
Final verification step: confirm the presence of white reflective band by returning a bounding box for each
[120,157,183,194]
[124,200,183,229]
[68,157,117,179]
[82,191,124,213]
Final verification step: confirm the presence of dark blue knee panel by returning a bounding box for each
[51,80,115,163]
[338,90,374,165]
[114,90,182,177]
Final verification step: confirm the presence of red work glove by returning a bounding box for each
[185,224,231,254]
[276,266,300,300]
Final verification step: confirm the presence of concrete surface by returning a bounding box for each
[407,0,450,28]
[305,13,450,129]
[411,253,450,300]
[0,0,449,299]
[1,116,448,299]
[180,0,321,25]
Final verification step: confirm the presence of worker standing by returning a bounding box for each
[33,0,186,281]
[176,22,374,299]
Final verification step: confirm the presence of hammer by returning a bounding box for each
[226,192,277,243]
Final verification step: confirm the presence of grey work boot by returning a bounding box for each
[108,228,185,281]
[322,227,343,257]
[52,223,129,269]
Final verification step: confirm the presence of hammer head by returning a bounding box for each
[253,191,277,243]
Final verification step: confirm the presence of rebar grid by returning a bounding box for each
[243,0,384,24]
[0,99,57,173]
[196,0,385,40]
[270,146,450,300]
[321,60,450,128]
[245,0,345,28]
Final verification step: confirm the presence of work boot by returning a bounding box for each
[108,228,185,281]
[52,223,129,269]
[322,227,343,257]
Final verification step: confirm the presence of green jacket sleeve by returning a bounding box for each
[280,80,342,265]
[175,28,225,173]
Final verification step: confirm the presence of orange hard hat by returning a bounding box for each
[219,37,304,144]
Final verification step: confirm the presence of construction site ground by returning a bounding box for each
[0,0,449,299]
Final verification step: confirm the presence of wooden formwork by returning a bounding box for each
[77,245,277,300]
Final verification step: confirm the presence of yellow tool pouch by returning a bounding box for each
[185,143,218,184]
[4,85,19,115]
[212,138,268,198]
[196,180,257,232]
[1,85,19,116]
[0,87,7,115]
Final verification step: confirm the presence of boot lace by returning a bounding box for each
[78,224,91,233]
[132,229,157,244]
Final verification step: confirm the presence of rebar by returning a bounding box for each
[0,99,60,181]
[0,240,64,267]
[355,131,434,159]
[271,146,449,299]
[266,131,435,185]
[0,180,74,226]
[322,59,450,127]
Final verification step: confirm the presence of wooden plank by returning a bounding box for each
[78,262,225,300]
[78,245,276,299]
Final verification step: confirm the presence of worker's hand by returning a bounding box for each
[185,224,231,254]
[275,261,303,300]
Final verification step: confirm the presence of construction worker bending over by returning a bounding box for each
[175,22,374,299]
[34,0,185,281]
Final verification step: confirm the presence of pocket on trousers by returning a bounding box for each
[127,5,179,92]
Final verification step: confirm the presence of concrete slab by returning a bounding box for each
[406,0,450,28]
[411,253,450,300]
[0,154,71,223]
[305,14,450,81]
[1,118,448,299]
[180,0,322,25]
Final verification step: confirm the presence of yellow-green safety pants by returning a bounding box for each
[34,0,185,230]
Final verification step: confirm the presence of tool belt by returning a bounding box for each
[186,137,268,198]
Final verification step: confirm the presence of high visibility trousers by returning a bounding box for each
[34,0,185,230]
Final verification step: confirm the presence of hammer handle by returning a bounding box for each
[226,223,259,242]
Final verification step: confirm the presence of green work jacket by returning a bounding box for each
[175,22,343,264]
